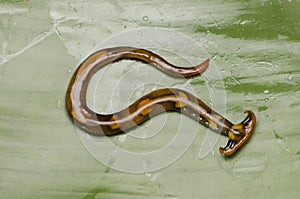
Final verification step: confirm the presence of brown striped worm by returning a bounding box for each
[66,46,256,156]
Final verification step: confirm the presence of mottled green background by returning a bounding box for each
[1,0,299,198]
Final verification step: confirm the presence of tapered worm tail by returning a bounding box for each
[66,46,256,157]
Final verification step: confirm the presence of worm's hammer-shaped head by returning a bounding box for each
[219,110,256,156]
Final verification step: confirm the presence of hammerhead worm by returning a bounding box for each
[66,46,256,156]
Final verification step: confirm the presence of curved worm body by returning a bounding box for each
[66,46,256,156]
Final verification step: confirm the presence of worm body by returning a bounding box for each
[66,46,256,156]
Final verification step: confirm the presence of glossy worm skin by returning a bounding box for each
[66,46,256,156]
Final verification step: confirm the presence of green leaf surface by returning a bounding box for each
[1,0,299,198]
